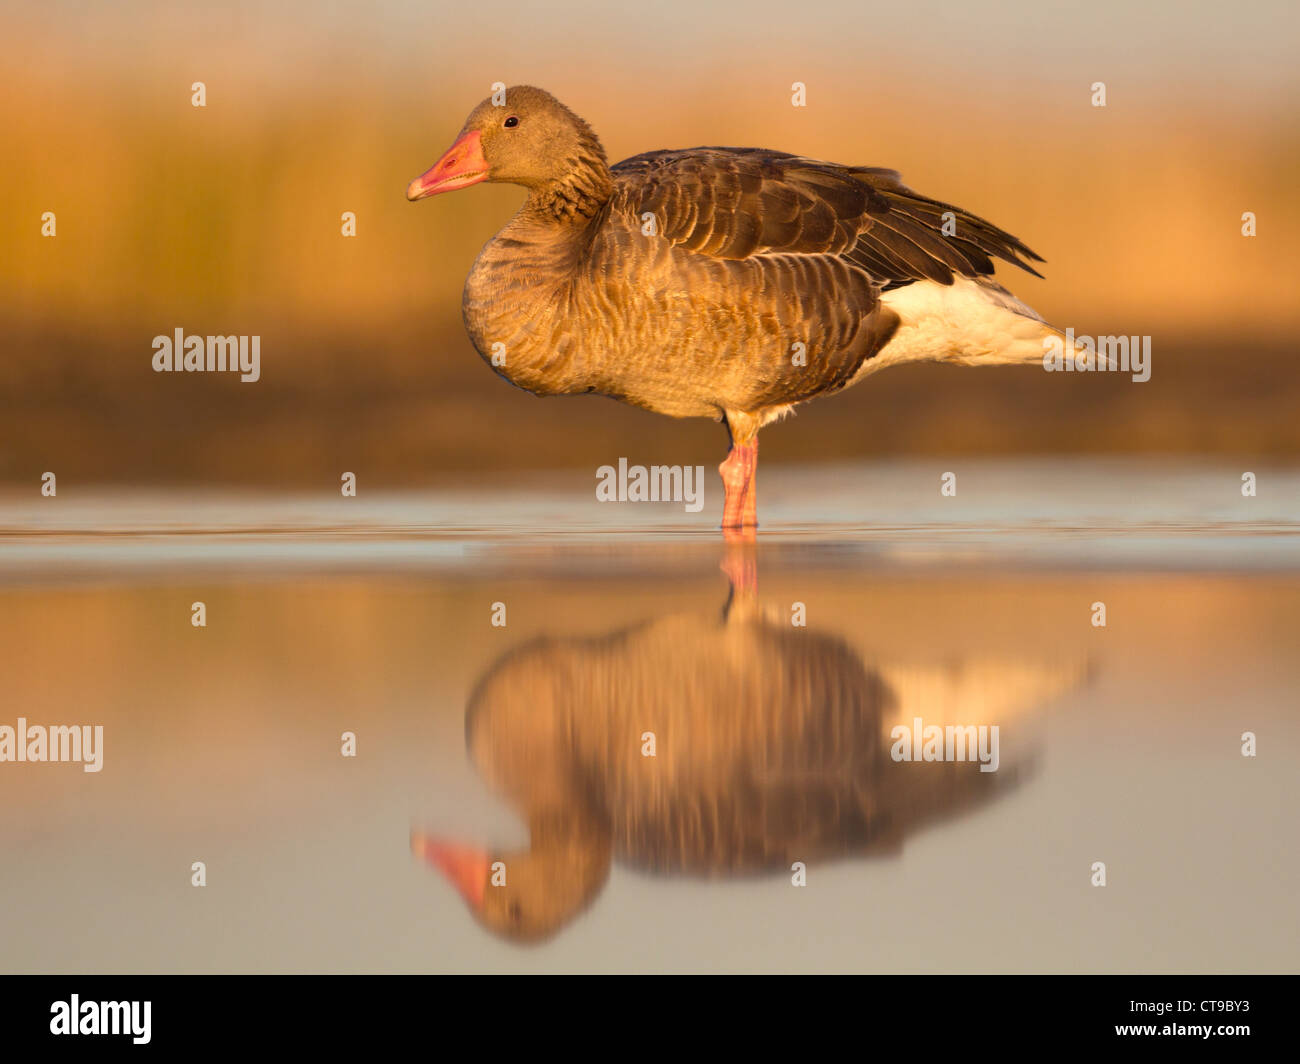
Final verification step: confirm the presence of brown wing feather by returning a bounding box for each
[612,147,1044,287]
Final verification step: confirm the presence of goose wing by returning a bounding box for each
[611,147,1044,287]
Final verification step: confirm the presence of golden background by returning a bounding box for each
[3,1,1298,485]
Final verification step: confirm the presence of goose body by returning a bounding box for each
[409,86,1063,530]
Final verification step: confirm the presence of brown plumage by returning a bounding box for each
[411,578,1085,943]
[408,86,1063,531]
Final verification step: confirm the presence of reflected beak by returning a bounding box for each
[411,832,488,908]
[406,130,489,201]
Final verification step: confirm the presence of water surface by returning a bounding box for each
[1,461,1296,972]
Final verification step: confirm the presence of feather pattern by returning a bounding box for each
[448,93,1050,444]
[611,148,1044,282]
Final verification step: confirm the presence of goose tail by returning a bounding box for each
[866,277,1113,379]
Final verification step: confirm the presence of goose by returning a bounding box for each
[411,570,1085,943]
[408,86,1066,532]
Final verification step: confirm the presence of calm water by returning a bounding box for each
[1,460,1297,972]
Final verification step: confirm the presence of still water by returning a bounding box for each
[1,461,1297,972]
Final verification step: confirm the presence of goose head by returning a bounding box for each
[412,825,610,944]
[406,85,607,201]
[412,649,612,944]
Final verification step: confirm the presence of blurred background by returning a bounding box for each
[3,0,1299,486]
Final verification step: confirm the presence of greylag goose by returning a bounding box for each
[411,576,1084,943]
[408,86,1062,531]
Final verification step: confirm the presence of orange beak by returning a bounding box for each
[411,831,489,908]
[406,130,489,201]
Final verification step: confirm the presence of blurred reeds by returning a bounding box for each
[3,11,1299,484]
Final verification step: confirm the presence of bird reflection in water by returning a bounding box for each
[413,546,1087,943]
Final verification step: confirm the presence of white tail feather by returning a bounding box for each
[862,277,1100,381]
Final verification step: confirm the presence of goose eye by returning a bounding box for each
[503,115,519,128]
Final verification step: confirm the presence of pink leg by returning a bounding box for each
[719,439,758,532]
[720,540,758,595]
